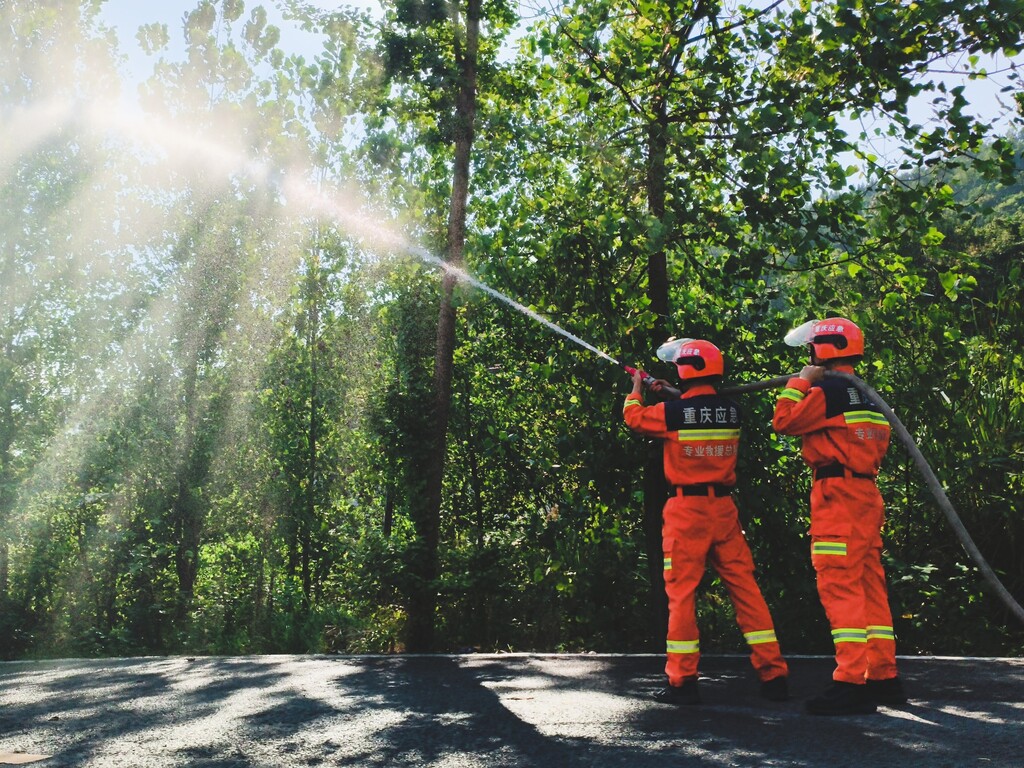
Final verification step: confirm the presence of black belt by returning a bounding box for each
[813,463,875,481]
[675,484,734,497]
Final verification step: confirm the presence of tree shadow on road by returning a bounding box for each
[1,655,1021,767]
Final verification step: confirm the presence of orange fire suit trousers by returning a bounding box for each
[663,493,788,686]
[810,476,898,684]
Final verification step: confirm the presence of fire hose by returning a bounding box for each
[626,364,1024,625]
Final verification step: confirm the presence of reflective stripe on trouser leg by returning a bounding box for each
[665,639,700,688]
[866,625,894,641]
[744,629,778,645]
[709,514,789,682]
[863,539,899,680]
[742,629,786,681]
[667,640,699,654]
[832,628,868,644]
[812,534,869,684]
[665,635,700,686]
[866,624,898,681]
[810,475,894,683]
[831,626,864,688]
[812,541,847,557]
[663,517,709,686]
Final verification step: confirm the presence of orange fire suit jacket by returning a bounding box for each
[773,368,898,684]
[772,368,890,480]
[623,383,741,487]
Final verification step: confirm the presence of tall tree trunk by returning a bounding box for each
[406,0,481,653]
[0,343,14,600]
[383,484,395,538]
[173,358,203,627]
[304,258,321,608]
[642,101,671,650]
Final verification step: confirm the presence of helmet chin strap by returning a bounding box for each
[809,347,834,367]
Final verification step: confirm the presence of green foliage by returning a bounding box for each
[1,0,1023,661]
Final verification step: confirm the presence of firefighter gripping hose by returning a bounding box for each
[800,369,1024,627]
[740,332,1023,627]
[626,325,1024,628]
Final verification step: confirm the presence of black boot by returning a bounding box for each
[805,681,877,716]
[866,676,908,705]
[653,677,701,705]
[760,676,790,702]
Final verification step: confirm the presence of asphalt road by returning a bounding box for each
[1,654,1022,767]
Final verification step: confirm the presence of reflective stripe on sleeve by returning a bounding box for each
[779,387,805,402]
[663,557,672,571]
[623,397,642,412]
[744,629,778,646]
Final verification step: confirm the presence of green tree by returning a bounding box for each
[377,0,517,650]
[473,0,1024,651]
[2,0,1022,659]
[0,0,138,656]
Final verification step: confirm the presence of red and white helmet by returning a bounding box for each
[784,317,865,360]
[656,338,725,380]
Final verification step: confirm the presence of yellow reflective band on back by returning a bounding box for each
[845,410,889,426]
[666,640,699,654]
[676,429,740,441]
[867,625,895,640]
[780,388,805,402]
[663,557,672,571]
[744,629,778,645]
[812,541,848,556]
[831,628,868,644]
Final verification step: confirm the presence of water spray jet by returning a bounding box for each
[14,96,1019,631]
[405,253,1018,627]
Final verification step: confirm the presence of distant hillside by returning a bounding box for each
[946,131,1024,216]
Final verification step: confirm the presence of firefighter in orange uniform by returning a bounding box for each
[773,317,907,715]
[624,338,789,705]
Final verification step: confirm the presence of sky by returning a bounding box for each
[98,0,383,85]
[98,1,1021,109]
[96,0,1021,168]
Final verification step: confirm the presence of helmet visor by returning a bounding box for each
[784,319,820,347]
[656,337,695,363]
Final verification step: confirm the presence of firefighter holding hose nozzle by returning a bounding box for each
[624,338,789,705]
[774,317,908,715]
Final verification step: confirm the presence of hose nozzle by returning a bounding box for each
[624,365,654,385]
[624,365,681,399]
